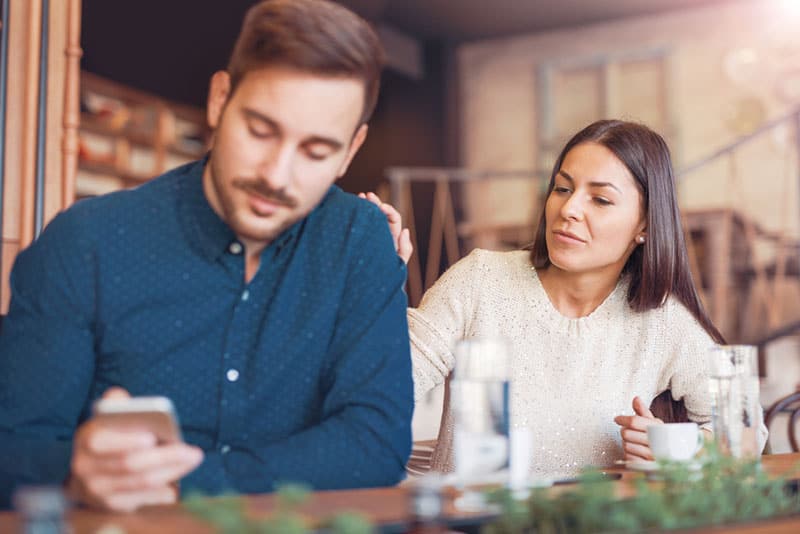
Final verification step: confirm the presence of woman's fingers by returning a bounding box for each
[633,396,656,419]
[615,400,661,463]
[398,228,413,264]
[623,441,655,461]
[359,191,413,261]
[614,414,661,432]
[620,428,649,447]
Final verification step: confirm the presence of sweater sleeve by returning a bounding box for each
[407,249,485,402]
[662,300,768,452]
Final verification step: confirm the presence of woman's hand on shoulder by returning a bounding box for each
[359,192,413,264]
[613,396,663,461]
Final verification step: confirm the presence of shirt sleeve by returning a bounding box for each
[661,300,768,452]
[0,211,98,508]
[181,204,414,494]
[407,249,482,401]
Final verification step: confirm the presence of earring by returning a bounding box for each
[636,236,645,244]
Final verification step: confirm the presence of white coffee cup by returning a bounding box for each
[647,422,704,462]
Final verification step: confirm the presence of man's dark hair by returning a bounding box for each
[228,0,385,125]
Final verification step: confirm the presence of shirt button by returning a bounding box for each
[220,444,231,454]
[241,289,250,301]
[226,368,240,382]
[228,242,243,255]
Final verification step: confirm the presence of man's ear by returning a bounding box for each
[336,124,368,178]
[207,71,231,129]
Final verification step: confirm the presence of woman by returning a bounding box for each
[365,120,766,478]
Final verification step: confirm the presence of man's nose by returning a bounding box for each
[257,143,294,189]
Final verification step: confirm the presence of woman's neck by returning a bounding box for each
[537,265,623,319]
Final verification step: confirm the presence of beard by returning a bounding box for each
[204,160,302,245]
[231,177,299,210]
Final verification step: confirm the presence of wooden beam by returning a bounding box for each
[1,0,78,312]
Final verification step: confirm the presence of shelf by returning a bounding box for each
[80,112,153,148]
[80,112,204,160]
[168,141,206,160]
[78,159,152,185]
[78,70,209,196]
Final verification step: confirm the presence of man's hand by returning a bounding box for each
[358,192,413,264]
[67,387,204,512]
[613,396,663,462]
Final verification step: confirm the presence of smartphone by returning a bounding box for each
[92,396,183,444]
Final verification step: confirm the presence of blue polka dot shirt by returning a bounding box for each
[0,159,413,506]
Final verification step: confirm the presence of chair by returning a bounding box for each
[406,439,437,477]
[764,390,800,452]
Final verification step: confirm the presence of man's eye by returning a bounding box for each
[553,186,571,194]
[306,151,328,161]
[304,145,334,161]
[245,118,275,138]
[248,126,273,138]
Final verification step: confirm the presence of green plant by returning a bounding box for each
[185,483,373,533]
[484,445,800,534]
[185,446,800,533]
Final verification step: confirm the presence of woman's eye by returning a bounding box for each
[554,186,571,194]
[594,197,612,206]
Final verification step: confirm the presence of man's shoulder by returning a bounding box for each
[315,186,375,218]
[50,161,197,232]
[309,186,386,233]
[24,163,197,262]
[303,186,399,266]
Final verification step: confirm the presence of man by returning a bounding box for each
[0,0,413,511]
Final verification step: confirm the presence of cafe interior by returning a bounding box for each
[2,0,800,531]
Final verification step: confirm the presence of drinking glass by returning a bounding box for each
[450,338,510,510]
[707,345,761,459]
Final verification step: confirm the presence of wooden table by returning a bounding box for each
[2,453,800,533]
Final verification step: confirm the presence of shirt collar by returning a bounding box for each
[177,156,236,262]
[176,156,306,262]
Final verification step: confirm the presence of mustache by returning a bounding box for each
[233,179,298,208]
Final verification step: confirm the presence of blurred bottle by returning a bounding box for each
[408,473,446,533]
[13,486,68,534]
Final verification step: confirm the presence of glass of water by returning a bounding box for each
[707,345,761,459]
[450,338,510,510]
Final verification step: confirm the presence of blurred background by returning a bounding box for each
[2,0,800,449]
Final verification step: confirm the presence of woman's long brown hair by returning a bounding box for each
[528,120,724,422]
[529,119,724,344]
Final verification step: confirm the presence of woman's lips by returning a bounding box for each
[552,230,586,244]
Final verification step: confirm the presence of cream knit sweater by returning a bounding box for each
[408,249,766,478]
